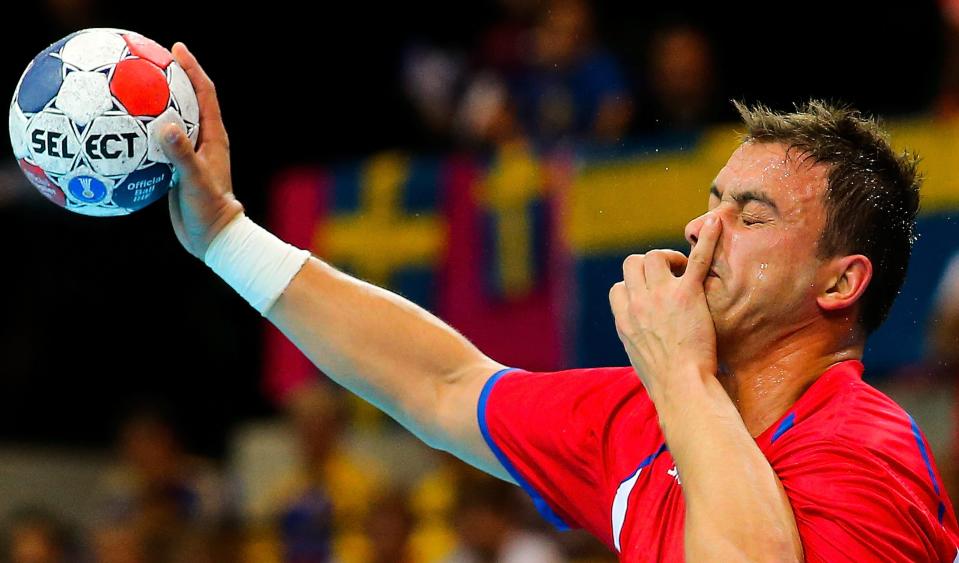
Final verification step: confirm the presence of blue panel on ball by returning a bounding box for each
[67,175,108,204]
[112,163,173,211]
[18,54,64,114]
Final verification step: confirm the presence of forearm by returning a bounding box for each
[160,43,505,472]
[266,256,503,447]
[655,372,803,562]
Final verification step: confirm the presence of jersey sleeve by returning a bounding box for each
[477,366,640,532]
[778,440,958,562]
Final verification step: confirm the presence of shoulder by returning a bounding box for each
[768,365,920,454]
[769,376,952,535]
[772,372,924,473]
[488,366,641,400]
[796,375,928,467]
[487,366,649,422]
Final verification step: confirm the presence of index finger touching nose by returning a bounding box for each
[684,214,722,285]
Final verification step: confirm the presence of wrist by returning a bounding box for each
[648,363,714,411]
[652,365,724,442]
[197,198,245,258]
[204,214,312,315]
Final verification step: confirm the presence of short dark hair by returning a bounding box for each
[734,100,921,334]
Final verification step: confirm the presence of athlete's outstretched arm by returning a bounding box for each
[159,43,510,480]
[266,261,508,477]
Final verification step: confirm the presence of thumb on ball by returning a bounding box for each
[160,123,199,184]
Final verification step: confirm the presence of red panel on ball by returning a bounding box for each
[110,59,170,117]
[19,159,66,207]
[123,33,174,69]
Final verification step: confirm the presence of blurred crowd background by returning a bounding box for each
[1,0,959,561]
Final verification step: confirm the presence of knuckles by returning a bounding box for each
[608,281,626,306]
[627,298,647,320]
[622,253,644,274]
[688,254,709,268]
[645,249,668,260]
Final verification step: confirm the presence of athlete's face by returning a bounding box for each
[684,141,831,343]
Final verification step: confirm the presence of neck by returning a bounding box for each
[717,319,864,437]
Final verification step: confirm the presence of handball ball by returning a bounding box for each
[8,29,198,216]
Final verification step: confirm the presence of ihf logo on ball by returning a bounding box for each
[8,28,198,217]
[66,173,108,204]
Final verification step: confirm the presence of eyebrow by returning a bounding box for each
[709,184,780,214]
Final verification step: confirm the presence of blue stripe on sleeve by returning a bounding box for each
[909,415,945,522]
[477,367,572,531]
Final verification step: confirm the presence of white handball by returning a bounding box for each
[9,29,199,216]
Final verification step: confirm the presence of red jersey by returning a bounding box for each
[478,360,959,562]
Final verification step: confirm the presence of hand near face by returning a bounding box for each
[609,214,722,403]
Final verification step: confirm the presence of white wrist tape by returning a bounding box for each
[203,214,312,316]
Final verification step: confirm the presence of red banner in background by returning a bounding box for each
[263,168,329,405]
[263,146,569,406]
[438,148,568,373]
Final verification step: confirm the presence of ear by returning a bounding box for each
[817,254,873,312]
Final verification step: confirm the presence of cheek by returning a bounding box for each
[726,231,784,275]
[729,234,813,293]
[763,250,820,301]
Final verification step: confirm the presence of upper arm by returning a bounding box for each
[462,367,633,533]
[431,360,515,482]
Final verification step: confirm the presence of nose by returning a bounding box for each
[684,212,709,248]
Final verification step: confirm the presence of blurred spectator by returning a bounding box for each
[500,0,633,145]
[879,252,959,510]
[406,453,462,562]
[94,403,225,563]
[638,23,719,132]
[456,72,525,148]
[474,0,540,77]
[90,523,145,563]
[404,0,538,149]
[364,489,416,563]
[443,468,566,563]
[245,382,386,563]
[929,252,959,367]
[3,507,77,563]
[408,0,633,148]
[402,44,467,146]
[933,252,959,508]
[938,0,959,116]
[451,0,537,148]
